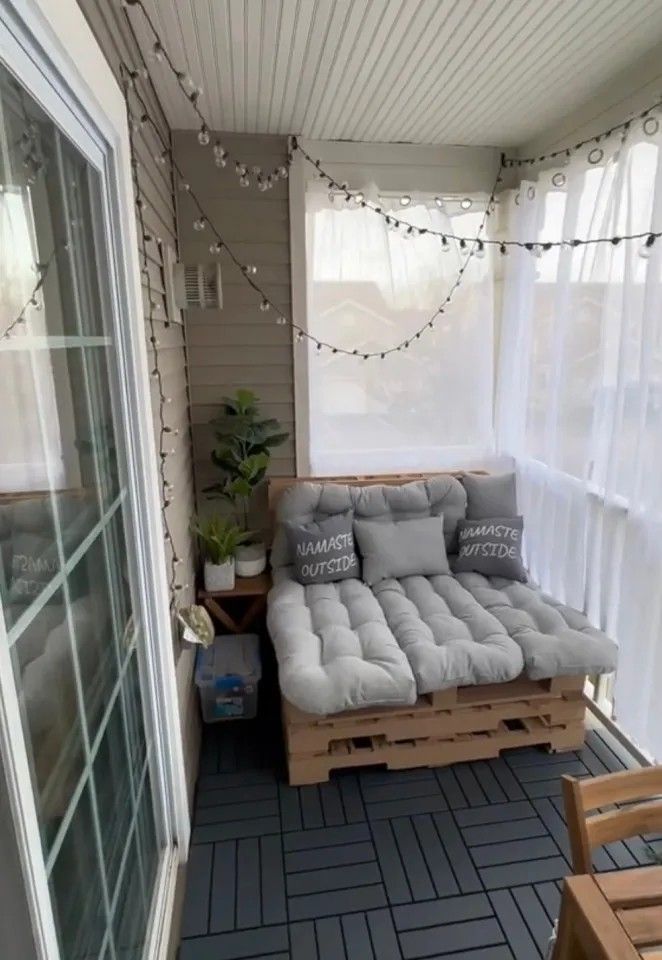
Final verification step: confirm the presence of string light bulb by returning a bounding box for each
[400,195,411,207]
[193,217,206,231]
[198,125,210,146]
[639,234,656,258]
[259,299,270,311]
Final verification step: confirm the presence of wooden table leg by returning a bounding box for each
[204,597,241,634]
[237,595,267,632]
[553,884,583,959]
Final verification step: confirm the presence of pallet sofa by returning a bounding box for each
[266,473,618,785]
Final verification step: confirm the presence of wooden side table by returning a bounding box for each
[198,572,272,634]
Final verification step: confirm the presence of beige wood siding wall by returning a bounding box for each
[173,131,294,529]
[77,0,199,806]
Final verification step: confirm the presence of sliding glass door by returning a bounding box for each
[0,8,183,958]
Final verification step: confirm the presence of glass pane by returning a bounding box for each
[94,700,132,897]
[113,833,147,960]
[49,784,106,960]
[10,586,84,851]
[136,768,158,904]
[0,53,165,957]
[123,649,147,778]
[67,533,118,744]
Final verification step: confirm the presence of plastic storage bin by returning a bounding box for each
[195,634,261,722]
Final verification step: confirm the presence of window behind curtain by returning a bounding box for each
[519,140,662,506]
[302,188,495,475]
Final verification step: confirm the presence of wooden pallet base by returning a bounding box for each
[284,675,587,785]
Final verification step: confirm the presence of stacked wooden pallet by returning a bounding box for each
[283,675,586,785]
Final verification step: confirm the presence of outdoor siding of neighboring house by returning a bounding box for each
[76,0,200,806]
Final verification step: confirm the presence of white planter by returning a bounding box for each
[235,542,267,578]
[204,558,235,592]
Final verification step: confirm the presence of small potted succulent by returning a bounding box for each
[204,389,288,577]
[191,515,252,592]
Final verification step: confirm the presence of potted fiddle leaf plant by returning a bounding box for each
[204,389,288,577]
[191,515,252,592]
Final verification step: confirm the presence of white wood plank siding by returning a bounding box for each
[172,131,295,525]
[77,0,200,792]
[134,0,662,148]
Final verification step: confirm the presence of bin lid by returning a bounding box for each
[195,634,261,688]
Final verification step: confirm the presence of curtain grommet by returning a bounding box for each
[588,147,604,164]
[514,193,520,205]
[552,172,566,187]
[527,186,536,200]
[643,117,659,136]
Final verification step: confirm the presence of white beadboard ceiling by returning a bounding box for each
[133,0,662,147]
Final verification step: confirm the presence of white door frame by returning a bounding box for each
[0,1,189,957]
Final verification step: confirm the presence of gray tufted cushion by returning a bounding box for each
[454,572,618,678]
[267,568,417,715]
[271,477,467,569]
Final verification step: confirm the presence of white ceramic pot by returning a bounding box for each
[204,558,235,592]
[235,542,267,578]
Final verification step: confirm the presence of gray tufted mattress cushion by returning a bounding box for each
[454,572,618,680]
[267,568,418,715]
[268,480,618,715]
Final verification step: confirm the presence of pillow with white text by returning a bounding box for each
[285,511,360,585]
[453,516,527,581]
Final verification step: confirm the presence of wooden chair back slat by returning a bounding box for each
[562,766,662,875]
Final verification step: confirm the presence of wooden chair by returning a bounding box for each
[562,766,662,874]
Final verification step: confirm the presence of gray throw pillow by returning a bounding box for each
[285,511,360,585]
[462,472,517,520]
[353,516,450,587]
[454,516,527,581]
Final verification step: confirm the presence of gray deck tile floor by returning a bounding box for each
[178,692,658,960]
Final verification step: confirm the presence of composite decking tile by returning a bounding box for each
[285,840,375,874]
[480,855,569,890]
[180,843,213,938]
[434,767,468,809]
[461,816,548,847]
[337,774,366,823]
[392,892,492,931]
[431,813,482,894]
[194,797,279,825]
[180,710,639,960]
[288,882,387,921]
[470,835,559,868]
[197,782,278,808]
[411,813,459,898]
[179,925,289,960]
[287,861,382,896]
[399,917,505,958]
[511,885,555,956]
[365,793,448,821]
[489,889,541,960]
[454,800,535,828]
[283,823,370,851]
[192,814,281,844]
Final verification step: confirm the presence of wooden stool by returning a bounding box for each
[198,572,271,634]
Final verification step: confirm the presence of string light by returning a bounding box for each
[121,63,187,605]
[117,23,662,359]
[1,246,60,340]
[503,94,662,168]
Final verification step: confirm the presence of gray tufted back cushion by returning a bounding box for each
[271,476,467,570]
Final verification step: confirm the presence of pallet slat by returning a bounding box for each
[284,677,587,785]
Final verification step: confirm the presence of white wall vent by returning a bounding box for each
[173,262,223,310]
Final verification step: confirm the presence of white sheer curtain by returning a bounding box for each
[496,128,662,758]
[304,185,495,475]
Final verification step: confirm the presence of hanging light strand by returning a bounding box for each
[119,0,662,253]
[122,64,182,602]
[120,0,291,190]
[293,140,662,251]
[124,68,500,358]
[1,247,60,341]
[502,94,662,168]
